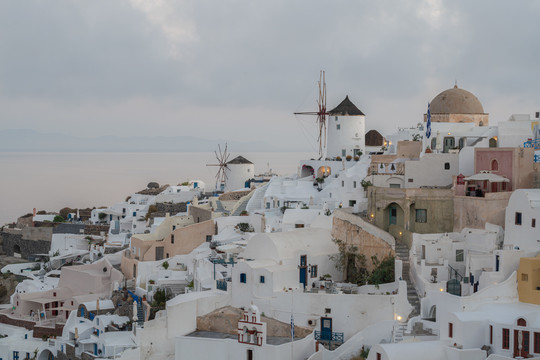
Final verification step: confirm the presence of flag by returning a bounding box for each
[290,314,295,339]
[426,102,432,139]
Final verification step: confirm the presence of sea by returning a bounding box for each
[0,151,313,226]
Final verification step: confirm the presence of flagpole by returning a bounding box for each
[291,290,294,359]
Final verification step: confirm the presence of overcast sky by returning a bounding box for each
[0,1,539,152]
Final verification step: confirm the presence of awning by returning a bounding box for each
[464,171,509,183]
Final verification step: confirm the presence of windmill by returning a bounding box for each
[207,143,231,191]
[294,71,328,158]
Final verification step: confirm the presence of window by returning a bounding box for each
[456,249,464,262]
[13,352,19,360]
[53,292,56,297]
[342,149,346,157]
[173,225,176,231]
[522,273,529,281]
[408,178,414,183]
[377,353,381,360]
[171,235,174,244]
[502,328,510,349]
[389,184,401,188]
[516,212,522,225]
[490,325,493,344]
[518,318,527,326]
[535,332,540,353]
[133,212,136,217]
[206,235,212,242]
[341,181,344,187]
[353,181,357,188]
[491,159,499,171]
[310,265,318,278]
[260,276,265,284]
[295,224,305,228]
[533,218,536,228]
[444,162,450,170]
[415,209,427,223]
[448,322,453,338]
[336,124,341,130]
[349,200,356,207]
[325,308,331,314]
[240,273,247,283]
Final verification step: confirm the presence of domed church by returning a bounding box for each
[424,84,489,127]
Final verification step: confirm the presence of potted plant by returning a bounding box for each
[346,155,352,161]
[354,156,360,161]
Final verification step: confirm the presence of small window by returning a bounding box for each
[389,184,401,188]
[206,235,212,242]
[456,249,464,262]
[490,325,493,344]
[534,332,540,353]
[240,273,247,283]
[295,224,305,228]
[341,181,344,187]
[408,178,414,183]
[444,162,450,170]
[173,225,176,231]
[518,318,527,326]
[416,209,427,223]
[325,308,331,314]
[533,218,536,228]
[342,149,346,157]
[353,181,357,188]
[448,322,453,338]
[336,124,341,130]
[522,273,529,282]
[310,265,318,278]
[502,328,510,349]
[260,276,265,284]
[516,212,522,225]
[53,292,56,297]
[171,235,174,244]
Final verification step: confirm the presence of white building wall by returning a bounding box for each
[225,163,254,192]
[326,115,366,159]
[504,189,540,251]
[404,153,459,188]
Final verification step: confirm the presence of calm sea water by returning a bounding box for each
[0,152,312,225]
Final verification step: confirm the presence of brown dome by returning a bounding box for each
[430,85,484,114]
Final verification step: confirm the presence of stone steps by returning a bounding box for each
[395,241,420,318]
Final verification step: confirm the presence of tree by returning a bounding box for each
[329,238,369,284]
[368,254,395,285]
[98,212,107,221]
[53,215,65,223]
[162,261,169,270]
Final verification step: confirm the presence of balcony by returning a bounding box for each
[314,330,344,350]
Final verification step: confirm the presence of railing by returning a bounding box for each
[216,279,228,291]
[524,139,540,150]
[314,330,344,343]
[448,264,464,282]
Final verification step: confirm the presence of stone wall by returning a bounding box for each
[1,231,51,259]
[0,313,63,338]
[332,210,395,272]
[188,205,213,223]
[155,202,187,215]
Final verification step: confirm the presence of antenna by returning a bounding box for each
[294,71,328,158]
[206,143,230,191]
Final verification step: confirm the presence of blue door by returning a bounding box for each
[389,205,397,225]
[94,344,97,356]
[299,267,307,288]
[320,317,332,340]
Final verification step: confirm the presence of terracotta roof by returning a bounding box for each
[328,96,365,116]
[227,156,253,165]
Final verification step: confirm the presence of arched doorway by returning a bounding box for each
[38,349,54,360]
[13,244,21,257]
[384,202,404,231]
[300,165,314,178]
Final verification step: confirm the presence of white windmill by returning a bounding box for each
[207,143,231,192]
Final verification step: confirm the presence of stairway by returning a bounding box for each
[395,242,420,318]
[392,321,407,343]
[245,184,268,212]
[137,301,144,324]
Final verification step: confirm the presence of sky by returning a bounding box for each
[0,0,539,153]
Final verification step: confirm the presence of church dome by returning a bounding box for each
[430,85,484,114]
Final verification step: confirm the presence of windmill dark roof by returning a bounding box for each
[328,96,365,116]
[227,156,253,165]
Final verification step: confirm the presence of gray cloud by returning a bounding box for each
[0,0,539,146]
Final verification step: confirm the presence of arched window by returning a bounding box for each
[491,159,499,171]
[489,137,498,148]
[517,318,527,327]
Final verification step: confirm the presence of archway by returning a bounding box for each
[428,305,436,320]
[317,166,331,178]
[13,244,21,257]
[38,349,54,360]
[383,202,404,231]
[300,165,314,178]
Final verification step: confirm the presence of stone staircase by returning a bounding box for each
[137,301,145,324]
[245,184,268,212]
[395,242,420,318]
[392,321,407,343]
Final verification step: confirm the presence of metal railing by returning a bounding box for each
[314,330,344,343]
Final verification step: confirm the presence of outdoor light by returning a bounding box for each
[448,132,451,135]
[399,231,402,236]
[440,288,444,292]
[397,315,402,321]
[370,213,374,218]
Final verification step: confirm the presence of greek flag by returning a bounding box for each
[426,102,432,139]
[291,314,295,339]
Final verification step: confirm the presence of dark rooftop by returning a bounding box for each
[227,156,253,165]
[328,96,365,116]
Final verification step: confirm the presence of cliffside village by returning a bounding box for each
[1,84,540,360]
